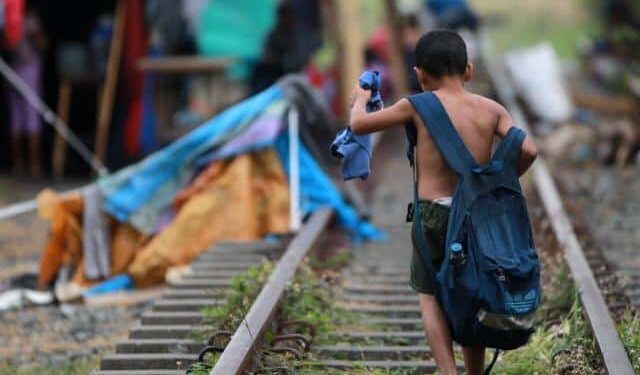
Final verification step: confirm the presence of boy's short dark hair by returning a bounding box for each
[414,30,468,78]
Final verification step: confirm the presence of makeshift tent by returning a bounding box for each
[37,76,384,292]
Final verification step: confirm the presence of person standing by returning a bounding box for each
[6,3,45,177]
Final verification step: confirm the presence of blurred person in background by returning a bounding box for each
[250,0,322,94]
[425,0,479,31]
[5,2,45,178]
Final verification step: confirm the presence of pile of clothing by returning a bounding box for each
[36,76,383,301]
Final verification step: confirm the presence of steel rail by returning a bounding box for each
[480,31,635,374]
[210,207,334,374]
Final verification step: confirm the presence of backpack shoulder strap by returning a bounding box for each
[407,92,476,175]
[492,126,526,166]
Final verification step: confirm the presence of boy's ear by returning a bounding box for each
[464,63,474,82]
[414,67,428,87]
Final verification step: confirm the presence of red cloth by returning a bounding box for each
[4,0,24,50]
[121,0,148,157]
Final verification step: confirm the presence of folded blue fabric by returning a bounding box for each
[330,129,372,180]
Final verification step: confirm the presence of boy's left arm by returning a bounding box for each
[350,85,413,135]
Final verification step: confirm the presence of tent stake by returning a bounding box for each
[288,106,301,232]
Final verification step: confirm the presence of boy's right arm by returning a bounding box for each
[495,103,537,176]
[350,85,413,135]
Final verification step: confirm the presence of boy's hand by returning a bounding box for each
[349,84,371,108]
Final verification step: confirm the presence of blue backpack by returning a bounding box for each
[406,92,541,361]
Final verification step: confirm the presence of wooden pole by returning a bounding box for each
[52,79,72,180]
[336,0,364,120]
[384,0,409,98]
[94,0,126,168]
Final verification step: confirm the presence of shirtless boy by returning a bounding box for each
[349,30,537,375]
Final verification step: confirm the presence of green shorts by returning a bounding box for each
[410,199,450,295]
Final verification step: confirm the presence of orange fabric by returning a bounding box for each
[37,190,144,288]
[128,148,290,287]
[173,161,225,209]
[37,148,289,290]
[36,190,84,289]
[110,222,144,274]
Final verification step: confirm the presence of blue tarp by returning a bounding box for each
[98,83,384,241]
[275,130,385,242]
[99,85,283,232]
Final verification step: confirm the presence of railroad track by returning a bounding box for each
[304,224,465,374]
[552,173,640,314]
[91,240,286,374]
[482,34,636,374]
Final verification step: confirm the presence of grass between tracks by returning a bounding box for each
[494,252,640,375]
[187,250,367,374]
[0,357,99,375]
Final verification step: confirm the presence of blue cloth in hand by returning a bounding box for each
[330,71,382,181]
[331,129,372,180]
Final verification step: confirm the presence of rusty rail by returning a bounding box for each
[480,31,635,375]
[210,207,334,374]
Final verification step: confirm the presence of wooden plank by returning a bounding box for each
[84,287,164,307]
[314,346,432,361]
[211,208,333,375]
[94,0,126,166]
[570,89,638,115]
[384,0,409,98]
[52,80,72,180]
[480,30,635,375]
[137,56,232,74]
[336,0,364,120]
[312,359,456,371]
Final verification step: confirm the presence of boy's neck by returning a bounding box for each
[424,75,466,93]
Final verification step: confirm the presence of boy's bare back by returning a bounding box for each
[410,90,512,200]
[349,87,523,200]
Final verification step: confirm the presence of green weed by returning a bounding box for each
[309,249,352,271]
[0,357,98,375]
[617,310,640,373]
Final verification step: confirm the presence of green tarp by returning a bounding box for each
[197,0,278,80]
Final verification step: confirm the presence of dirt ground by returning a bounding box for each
[553,165,640,296]
[0,176,145,370]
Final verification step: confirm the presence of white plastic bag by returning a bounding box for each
[505,43,574,124]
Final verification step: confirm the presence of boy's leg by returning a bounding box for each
[419,293,458,375]
[461,345,485,375]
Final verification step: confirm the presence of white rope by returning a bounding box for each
[0,57,108,176]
